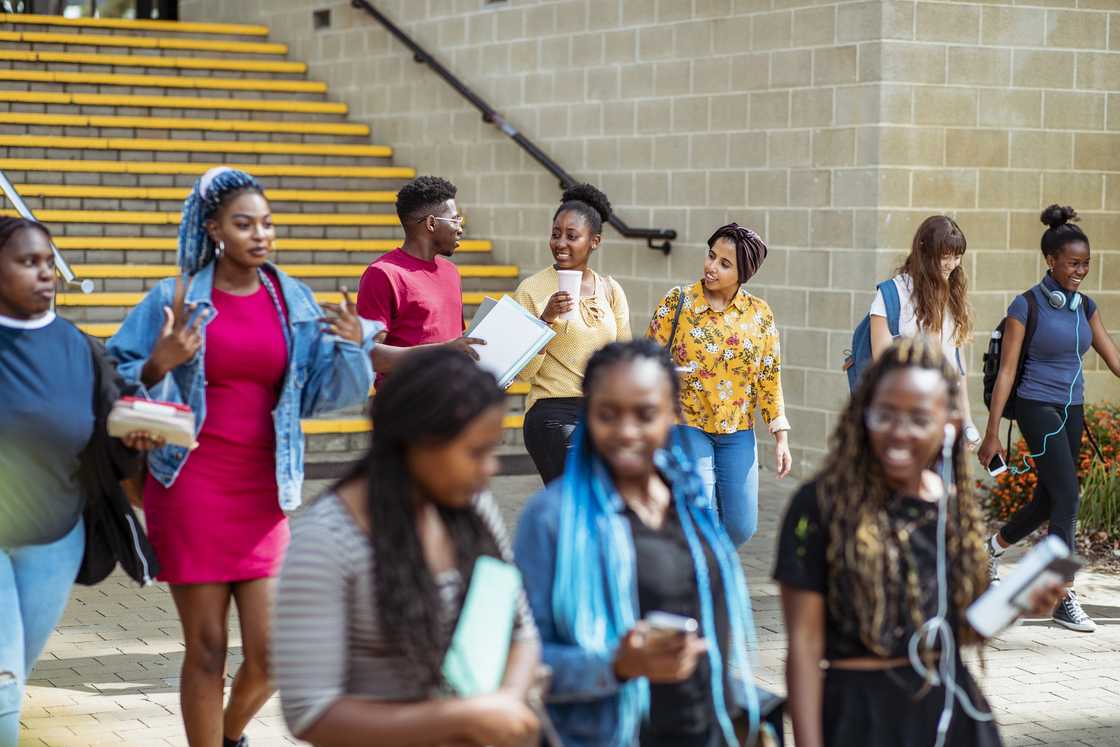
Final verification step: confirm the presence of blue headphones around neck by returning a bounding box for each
[1044,273,1081,312]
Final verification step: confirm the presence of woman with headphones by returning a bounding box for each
[979,205,1120,634]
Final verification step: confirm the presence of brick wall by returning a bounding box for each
[181,0,1120,473]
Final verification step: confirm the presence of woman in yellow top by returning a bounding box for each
[514,184,631,483]
[648,223,792,546]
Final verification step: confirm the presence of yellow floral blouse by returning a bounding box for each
[648,282,789,435]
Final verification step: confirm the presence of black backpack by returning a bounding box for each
[982,290,1038,421]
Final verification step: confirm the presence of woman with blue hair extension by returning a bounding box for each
[514,340,780,747]
[107,167,378,747]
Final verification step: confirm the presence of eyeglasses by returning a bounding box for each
[864,408,937,436]
[417,215,465,227]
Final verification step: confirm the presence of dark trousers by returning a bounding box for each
[1000,399,1084,550]
[523,398,582,485]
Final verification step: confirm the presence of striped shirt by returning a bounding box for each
[273,490,538,737]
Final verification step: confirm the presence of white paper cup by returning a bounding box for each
[556,270,582,322]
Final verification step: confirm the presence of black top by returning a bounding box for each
[773,479,952,661]
[627,503,732,747]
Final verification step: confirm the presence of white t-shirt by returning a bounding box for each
[869,274,963,373]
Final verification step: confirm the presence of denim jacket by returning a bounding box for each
[514,480,756,747]
[107,263,379,511]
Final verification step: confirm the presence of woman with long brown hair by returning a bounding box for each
[869,215,980,448]
[775,337,1062,747]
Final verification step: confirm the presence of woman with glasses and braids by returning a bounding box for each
[648,224,791,547]
[513,183,632,484]
[107,167,377,747]
[775,337,1063,747]
[515,340,780,747]
[273,348,540,747]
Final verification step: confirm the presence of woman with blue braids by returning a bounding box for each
[514,339,779,747]
[107,167,377,747]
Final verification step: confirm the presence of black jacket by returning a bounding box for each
[74,333,160,586]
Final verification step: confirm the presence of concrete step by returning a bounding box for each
[0,112,369,137]
[0,89,348,115]
[0,13,272,39]
[0,67,327,95]
[0,48,308,78]
[0,134,393,161]
[0,158,413,184]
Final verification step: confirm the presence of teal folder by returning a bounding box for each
[442,555,523,696]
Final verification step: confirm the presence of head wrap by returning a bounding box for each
[707,223,768,284]
[177,167,264,274]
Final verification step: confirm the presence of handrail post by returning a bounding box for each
[0,169,95,295]
[351,0,677,254]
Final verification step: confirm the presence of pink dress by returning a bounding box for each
[144,284,290,585]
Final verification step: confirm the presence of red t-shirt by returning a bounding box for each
[357,247,464,349]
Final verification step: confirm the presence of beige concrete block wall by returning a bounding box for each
[182,0,1120,473]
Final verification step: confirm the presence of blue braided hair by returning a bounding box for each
[552,424,761,747]
[177,167,265,274]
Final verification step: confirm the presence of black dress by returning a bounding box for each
[773,480,1003,747]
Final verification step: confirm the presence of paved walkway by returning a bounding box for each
[18,474,1120,746]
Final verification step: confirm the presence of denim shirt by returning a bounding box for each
[514,480,754,747]
[106,263,379,511]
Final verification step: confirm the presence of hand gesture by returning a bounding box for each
[539,291,575,324]
[444,336,486,361]
[977,433,1005,471]
[1024,580,1067,618]
[462,691,540,747]
[119,431,166,452]
[613,622,709,683]
[319,287,364,345]
[145,275,206,384]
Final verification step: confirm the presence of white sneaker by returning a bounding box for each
[1052,590,1097,633]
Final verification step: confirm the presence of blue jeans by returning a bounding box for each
[678,426,759,547]
[0,519,85,747]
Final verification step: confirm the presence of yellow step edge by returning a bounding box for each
[57,291,499,307]
[3,135,392,158]
[302,415,525,435]
[77,316,523,345]
[0,49,306,73]
[54,237,491,252]
[71,264,518,279]
[0,209,400,226]
[0,90,346,114]
[0,30,287,54]
[0,69,327,93]
[0,12,270,36]
[16,184,392,202]
[0,159,409,179]
[0,112,368,136]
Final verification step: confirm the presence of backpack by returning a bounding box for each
[843,279,901,391]
[981,290,1039,421]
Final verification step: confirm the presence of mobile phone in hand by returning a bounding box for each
[987,452,1008,477]
[644,611,698,643]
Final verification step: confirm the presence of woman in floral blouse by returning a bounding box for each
[648,223,792,546]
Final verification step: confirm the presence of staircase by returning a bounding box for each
[0,13,531,479]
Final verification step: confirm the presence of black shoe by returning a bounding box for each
[223,737,248,747]
[1052,590,1097,633]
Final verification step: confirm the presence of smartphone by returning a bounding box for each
[987,452,1008,477]
[644,611,698,642]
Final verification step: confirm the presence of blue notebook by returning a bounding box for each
[442,555,523,696]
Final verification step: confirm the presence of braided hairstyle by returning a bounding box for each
[177,167,266,274]
[359,347,506,692]
[0,217,51,254]
[583,338,680,412]
[817,336,988,654]
[706,223,768,284]
[555,183,611,235]
[1039,204,1090,258]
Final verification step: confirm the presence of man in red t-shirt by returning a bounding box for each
[357,176,483,380]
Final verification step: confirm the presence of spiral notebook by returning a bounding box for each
[467,295,555,389]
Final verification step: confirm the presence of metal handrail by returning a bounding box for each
[0,169,94,294]
[351,0,677,254]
